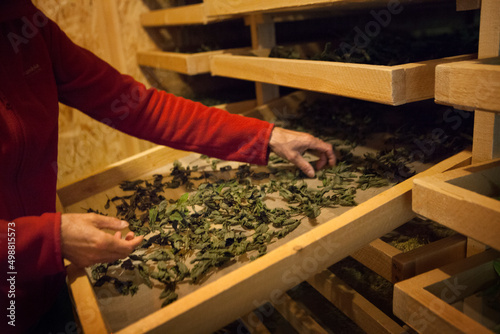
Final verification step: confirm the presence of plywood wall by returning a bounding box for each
[33,0,187,186]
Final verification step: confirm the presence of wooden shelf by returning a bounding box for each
[61,92,473,334]
[435,57,500,112]
[413,158,500,251]
[203,0,439,17]
[137,48,250,75]
[140,3,237,26]
[352,233,468,284]
[394,249,500,334]
[210,52,475,105]
[309,269,406,334]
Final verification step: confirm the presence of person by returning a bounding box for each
[0,1,336,333]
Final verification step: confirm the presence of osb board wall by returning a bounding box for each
[32,0,190,187]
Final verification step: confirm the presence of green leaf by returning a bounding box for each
[149,207,158,225]
[494,259,500,277]
[178,193,189,205]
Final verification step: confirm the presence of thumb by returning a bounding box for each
[91,214,128,231]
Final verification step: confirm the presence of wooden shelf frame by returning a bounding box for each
[210,53,476,105]
[137,48,251,75]
[394,249,500,334]
[435,57,500,113]
[413,158,500,252]
[352,233,468,284]
[140,3,238,27]
[309,268,406,334]
[203,0,443,17]
[65,146,470,333]
[62,142,472,334]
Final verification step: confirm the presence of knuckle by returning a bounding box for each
[93,235,110,250]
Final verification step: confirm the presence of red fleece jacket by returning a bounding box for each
[0,1,273,332]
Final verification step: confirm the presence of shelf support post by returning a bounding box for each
[469,0,500,256]
[245,14,280,105]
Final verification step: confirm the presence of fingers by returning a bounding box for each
[125,231,136,240]
[269,127,336,177]
[315,152,328,171]
[99,233,144,260]
[307,137,336,168]
[289,153,316,178]
[90,213,128,231]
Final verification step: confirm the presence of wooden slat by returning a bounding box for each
[57,146,191,208]
[308,269,405,334]
[204,0,438,17]
[272,293,329,334]
[413,158,500,251]
[391,234,467,282]
[210,53,475,105]
[137,48,251,75]
[205,0,347,16]
[472,111,500,163]
[472,0,500,164]
[67,265,109,334]
[245,14,280,105]
[140,4,235,26]
[239,311,272,334]
[435,57,500,112]
[393,249,500,334]
[110,150,472,334]
[351,239,402,282]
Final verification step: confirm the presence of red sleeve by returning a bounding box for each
[46,19,274,166]
[1,213,66,333]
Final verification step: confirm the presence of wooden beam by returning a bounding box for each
[394,249,500,334]
[239,311,271,334]
[435,58,500,112]
[140,4,235,26]
[308,269,405,334]
[391,234,467,282]
[472,111,500,163]
[137,48,251,75]
[67,265,109,334]
[204,0,438,17]
[351,239,402,282]
[413,158,500,252]
[472,0,500,163]
[272,292,329,334]
[245,14,280,105]
[211,54,475,105]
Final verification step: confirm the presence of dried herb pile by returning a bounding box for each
[89,97,472,307]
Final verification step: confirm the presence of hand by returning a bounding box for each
[269,127,336,177]
[61,213,143,268]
